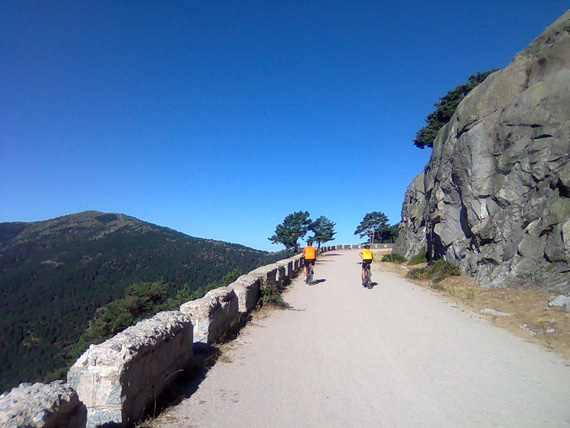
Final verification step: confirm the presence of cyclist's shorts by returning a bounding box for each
[362,259,372,269]
[304,259,315,267]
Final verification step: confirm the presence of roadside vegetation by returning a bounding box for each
[354,211,399,244]
[407,259,461,284]
[257,281,292,310]
[381,253,407,264]
[269,211,336,252]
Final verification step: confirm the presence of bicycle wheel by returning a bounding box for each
[365,269,372,289]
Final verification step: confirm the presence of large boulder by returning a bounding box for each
[396,11,570,292]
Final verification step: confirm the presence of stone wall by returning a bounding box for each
[0,252,310,428]
[67,311,193,428]
[320,243,394,251]
[180,255,303,345]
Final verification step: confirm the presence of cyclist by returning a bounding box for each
[302,241,316,283]
[359,245,373,286]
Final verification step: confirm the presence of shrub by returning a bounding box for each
[406,266,428,280]
[257,282,291,310]
[407,259,461,282]
[408,248,427,265]
[382,253,407,264]
[430,282,445,291]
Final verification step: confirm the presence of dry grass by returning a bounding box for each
[380,260,570,361]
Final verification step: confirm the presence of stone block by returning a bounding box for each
[0,381,86,428]
[229,273,262,313]
[67,311,193,428]
[180,287,240,344]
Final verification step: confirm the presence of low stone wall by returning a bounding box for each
[320,243,394,251]
[180,254,303,345]
[180,287,240,345]
[67,311,193,428]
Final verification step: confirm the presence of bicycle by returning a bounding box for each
[362,262,372,289]
[306,265,314,284]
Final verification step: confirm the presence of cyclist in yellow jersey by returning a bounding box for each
[302,241,316,281]
[359,244,373,285]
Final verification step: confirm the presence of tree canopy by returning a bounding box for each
[354,211,399,243]
[268,211,312,252]
[269,212,337,252]
[309,216,336,250]
[355,211,389,241]
[413,69,498,149]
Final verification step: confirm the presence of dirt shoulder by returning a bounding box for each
[379,258,570,361]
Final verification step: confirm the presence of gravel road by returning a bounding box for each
[151,250,570,428]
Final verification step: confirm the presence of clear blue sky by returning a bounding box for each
[1,1,568,251]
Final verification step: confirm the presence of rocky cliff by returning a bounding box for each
[394,11,570,292]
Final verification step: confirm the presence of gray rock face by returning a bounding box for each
[395,172,427,259]
[395,11,570,292]
[0,381,86,428]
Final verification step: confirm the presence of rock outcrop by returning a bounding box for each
[395,11,570,292]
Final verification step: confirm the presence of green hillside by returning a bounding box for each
[0,211,284,392]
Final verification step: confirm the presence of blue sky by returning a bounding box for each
[1,1,568,251]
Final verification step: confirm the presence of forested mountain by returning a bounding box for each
[0,211,283,392]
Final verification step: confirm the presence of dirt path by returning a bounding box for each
[150,250,570,428]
